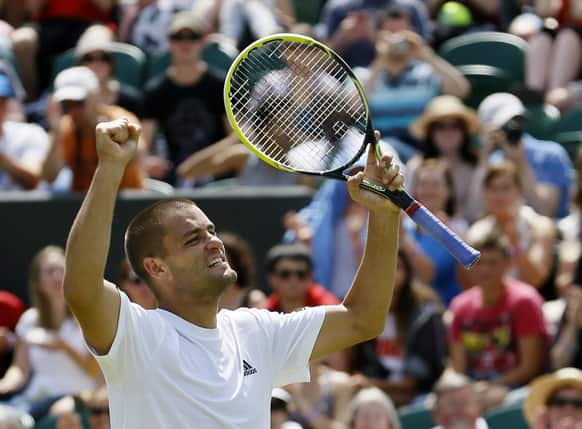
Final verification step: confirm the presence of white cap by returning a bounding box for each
[53,66,99,102]
[477,92,526,127]
[271,388,291,404]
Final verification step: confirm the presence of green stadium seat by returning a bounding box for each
[398,404,435,429]
[292,0,325,25]
[524,103,560,140]
[438,32,527,83]
[51,42,146,89]
[456,64,515,109]
[552,131,582,163]
[484,402,529,429]
[554,106,582,133]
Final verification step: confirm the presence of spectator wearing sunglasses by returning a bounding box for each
[41,66,145,192]
[524,367,582,429]
[141,11,239,187]
[74,25,144,119]
[264,243,339,313]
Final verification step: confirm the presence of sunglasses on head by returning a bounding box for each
[547,396,582,409]
[170,32,203,42]
[80,52,112,63]
[274,269,308,280]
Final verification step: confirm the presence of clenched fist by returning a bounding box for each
[95,118,141,166]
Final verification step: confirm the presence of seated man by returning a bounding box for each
[265,243,339,313]
[42,66,145,192]
[431,369,490,429]
[524,367,582,429]
[477,92,573,219]
[449,227,547,388]
[0,72,50,191]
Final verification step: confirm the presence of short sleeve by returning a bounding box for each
[513,295,546,338]
[252,307,325,387]
[93,291,165,381]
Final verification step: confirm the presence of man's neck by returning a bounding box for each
[481,281,505,307]
[160,295,219,328]
[280,295,307,313]
[169,61,206,86]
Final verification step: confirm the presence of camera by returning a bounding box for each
[389,35,410,55]
[500,118,524,145]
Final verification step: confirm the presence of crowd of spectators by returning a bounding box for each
[2,0,582,428]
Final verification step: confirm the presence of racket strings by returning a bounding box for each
[231,45,359,167]
[228,40,367,172]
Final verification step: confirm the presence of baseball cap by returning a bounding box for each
[53,66,99,102]
[0,73,15,98]
[75,24,114,59]
[477,92,526,127]
[168,11,203,36]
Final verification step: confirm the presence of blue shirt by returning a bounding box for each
[355,62,440,144]
[404,219,462,306]
[491,133,574,218]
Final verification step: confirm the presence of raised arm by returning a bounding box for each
[310,141,402,361]
[63,118,140,355]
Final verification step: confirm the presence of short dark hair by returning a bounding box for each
[124,198,196,285]
[265,243,313,274]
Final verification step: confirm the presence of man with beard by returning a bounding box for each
[62,117,403,428]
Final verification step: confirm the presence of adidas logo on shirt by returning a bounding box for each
[242,359,257,376]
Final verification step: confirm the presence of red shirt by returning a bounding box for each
[0,291,26,331]
[266,283,340,312]
[449,279,547,383]
[35,0,113,23]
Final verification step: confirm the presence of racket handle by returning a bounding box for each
[360,180,480,269]
[406,203,480,269]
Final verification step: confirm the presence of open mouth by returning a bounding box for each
[207,256,225,268]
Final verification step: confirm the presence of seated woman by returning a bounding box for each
[402,158,467,305]
[0,246,99,416]
[525,0,582,109]
[407,95,482,222]
[349,250,447,407]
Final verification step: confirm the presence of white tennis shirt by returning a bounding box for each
[94,292,326,428]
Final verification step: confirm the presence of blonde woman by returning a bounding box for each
[0,246,98,412]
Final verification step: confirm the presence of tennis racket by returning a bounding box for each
[224,33,480,269]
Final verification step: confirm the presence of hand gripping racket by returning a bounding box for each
[224,33,480,269]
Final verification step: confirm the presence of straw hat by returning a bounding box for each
[523,367,582,425]
[410,95,479,139]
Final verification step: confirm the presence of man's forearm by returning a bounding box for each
[64,163,124,302]
[0,155,40,189]
[342,210,399,336]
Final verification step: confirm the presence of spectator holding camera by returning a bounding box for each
[355,4,469,161]
[477,92,573,219]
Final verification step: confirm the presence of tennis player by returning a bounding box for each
[63,118,403,428]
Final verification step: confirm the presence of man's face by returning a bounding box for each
[547,387,582,429]
[268,258,311,304]
[470,249,509,290]
[484,172,520,217]
[433,386,481,429]
[169,28,204,64]
[159,205,237,299]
